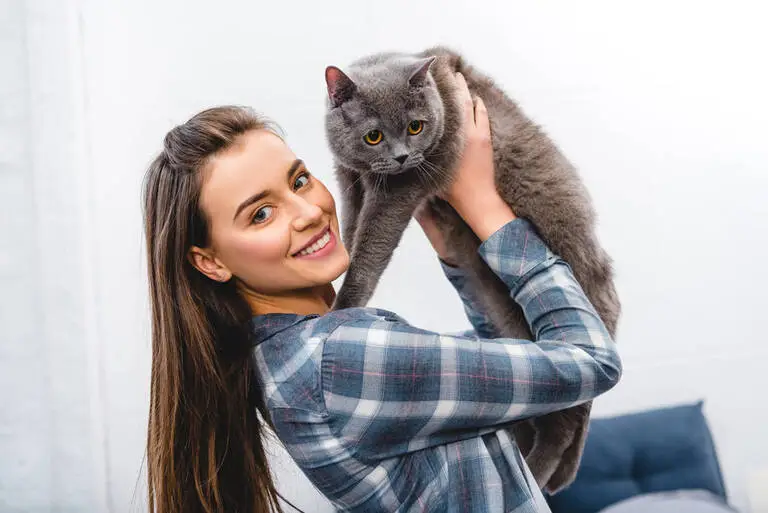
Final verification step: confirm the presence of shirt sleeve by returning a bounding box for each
[320,218,622,460]
[439,259,499,338]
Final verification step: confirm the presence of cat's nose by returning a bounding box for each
[394,154,408,165]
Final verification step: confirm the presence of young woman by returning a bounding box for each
[143,73,621,513]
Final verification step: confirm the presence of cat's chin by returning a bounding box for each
[372,165,414,176]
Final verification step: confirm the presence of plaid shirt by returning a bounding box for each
[252,219,621,512]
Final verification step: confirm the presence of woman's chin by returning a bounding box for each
[296,253,349,289]
[319,242,350,282]
[323,254,350,285]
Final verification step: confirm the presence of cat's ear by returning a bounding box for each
[408,56,437,87]
[325,66,357,107]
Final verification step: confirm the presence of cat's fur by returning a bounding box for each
[324,47,621,493]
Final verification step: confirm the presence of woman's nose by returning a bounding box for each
[291,195,323,231]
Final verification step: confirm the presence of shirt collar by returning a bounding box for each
[250,312,318,346]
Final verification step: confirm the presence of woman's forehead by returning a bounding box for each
[201,130,295,215]
[214,129,293,177]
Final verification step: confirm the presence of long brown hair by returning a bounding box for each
[143,106,283,513]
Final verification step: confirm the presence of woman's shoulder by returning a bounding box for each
[323,305,406,323]
[250,307,410,416]
[317,306,412,336]
[251,307,407,347]
[251,306,413,381]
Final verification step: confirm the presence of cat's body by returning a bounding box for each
[324,47,621,493]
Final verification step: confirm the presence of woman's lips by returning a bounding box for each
[293,226,330,255]
[293,227,336,259]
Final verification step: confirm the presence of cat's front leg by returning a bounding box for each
[335,167,365,253]
[332,191,419,310]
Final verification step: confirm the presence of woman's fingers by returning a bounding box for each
[473,97,490,139]
[454,72,475,127]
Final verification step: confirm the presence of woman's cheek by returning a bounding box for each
[314,180,336,213]
[235,226,290,266]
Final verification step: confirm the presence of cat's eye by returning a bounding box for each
[363,130,383,145]
[252,205,273,224]
[293,173,310,190]
[407,120,424,135]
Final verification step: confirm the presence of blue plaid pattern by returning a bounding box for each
[252,219,621,512]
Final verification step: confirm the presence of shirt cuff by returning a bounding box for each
[478,218,559,292]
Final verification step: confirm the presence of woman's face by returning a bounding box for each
[192,129,349,295]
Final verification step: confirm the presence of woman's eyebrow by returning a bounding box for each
[289,159,305,177]
[232,159,303,221]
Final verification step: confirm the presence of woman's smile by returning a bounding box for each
[293,225,338,258]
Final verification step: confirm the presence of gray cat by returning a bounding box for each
[324,46,620,494]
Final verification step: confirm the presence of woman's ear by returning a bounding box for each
[188,246,232,282]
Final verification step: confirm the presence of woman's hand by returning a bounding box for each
[414,200,458,267]
[444,73,516,241]
[414,73,517,261]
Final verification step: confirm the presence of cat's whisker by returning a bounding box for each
[414,165,431,191]
[420,160,450,186]
[425,149,456,159]
[381,172,390,194]
[422,159,448,175]
[343,172,366,195]
[417,164,440,191]
[373,171,386,198]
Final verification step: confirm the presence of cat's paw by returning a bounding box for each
[543,445,581,494]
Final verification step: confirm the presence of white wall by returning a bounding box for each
[1,0,109,511]
[4,0,767,511]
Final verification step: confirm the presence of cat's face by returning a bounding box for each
[324,56,445,175]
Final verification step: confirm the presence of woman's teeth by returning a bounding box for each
[297,231,331,256]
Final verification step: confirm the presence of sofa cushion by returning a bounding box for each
[546,401,726,513]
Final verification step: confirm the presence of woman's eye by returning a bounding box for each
[407,120,424,135]
[252,205,273,224]
[363,129,383,145]
[294,173,310,190]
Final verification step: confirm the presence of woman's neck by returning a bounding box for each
[239,282,335,317]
